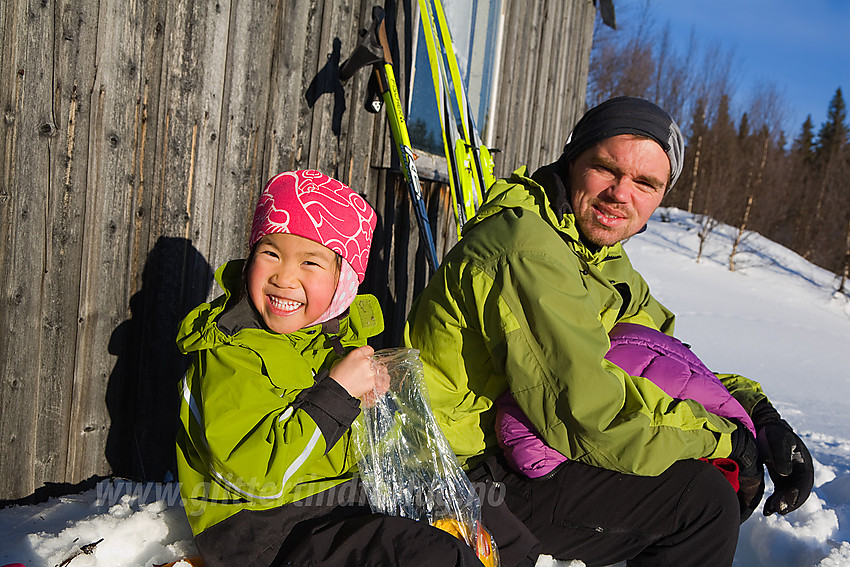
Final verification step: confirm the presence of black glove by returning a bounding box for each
[728,419,764,523]
[752,401,814,516]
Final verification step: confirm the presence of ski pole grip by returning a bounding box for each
[339,5,386,81]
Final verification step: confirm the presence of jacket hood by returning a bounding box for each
[176,261,242,354]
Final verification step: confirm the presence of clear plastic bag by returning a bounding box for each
[352,348,499,566]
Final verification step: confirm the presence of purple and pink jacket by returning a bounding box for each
[495,322,756,481]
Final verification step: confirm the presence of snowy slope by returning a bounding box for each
[624,209,850,567]
[1,208,849,567]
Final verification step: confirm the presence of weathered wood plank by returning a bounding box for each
[0,0,13,281]
[127,0,168,293]
[32,0,100,492]
[68,0,147,484]
[546,2,573,157]
[306,0,354,177]
[0,0,56,497]
[205,0,278,271]
[131,0,235,481]
[529,0,562,167]
[112,0,173,483]
[490,0,525,174]
[505,0,538,171]
[264,0,316,175]
[293,0,326,172]
[337,0,379,193]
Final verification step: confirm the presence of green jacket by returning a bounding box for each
[176,260,383,534]
[404,166,768,476]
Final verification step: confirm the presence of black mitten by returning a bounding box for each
[752,401,814,516]
[728,419,764,522]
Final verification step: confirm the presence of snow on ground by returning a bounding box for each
[625,209,850,567]
[1,208,849,567]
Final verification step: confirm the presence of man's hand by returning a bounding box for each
[729,420,764,522]
[753,402,814,515]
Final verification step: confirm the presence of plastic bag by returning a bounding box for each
[352,348,499,566]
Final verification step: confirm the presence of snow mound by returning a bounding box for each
[0,481,196,567]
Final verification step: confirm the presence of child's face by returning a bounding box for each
[246,233,339,334]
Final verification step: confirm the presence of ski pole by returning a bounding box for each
[340,6,439,273]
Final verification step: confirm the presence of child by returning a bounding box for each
[175,170,482,567]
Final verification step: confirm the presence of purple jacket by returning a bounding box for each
[495,323,756,479]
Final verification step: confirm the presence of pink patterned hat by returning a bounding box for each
[250,170,376,283]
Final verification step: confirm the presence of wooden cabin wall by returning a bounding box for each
[0,0,596,500]
[490,0,596,175]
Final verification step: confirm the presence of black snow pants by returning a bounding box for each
[193,478,485,567]
[470,455,741,567]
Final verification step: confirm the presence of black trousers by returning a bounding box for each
[470,455,741,567]
[193,479,484,567]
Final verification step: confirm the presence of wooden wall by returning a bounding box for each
[0,0,596,500]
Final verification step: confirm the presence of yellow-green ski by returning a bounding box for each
[417,0,496,236]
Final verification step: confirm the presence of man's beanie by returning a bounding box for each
[562,96,685,189]
[249,170,377,283]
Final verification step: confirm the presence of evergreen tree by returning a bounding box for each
[714,94,737,140]
[791,115,816,163]
[785,116,817,249]
[738,112,750,140]
[777,130,788,153]
[816,87,848,160]
[803,88,849,266]
[705,94,739,222]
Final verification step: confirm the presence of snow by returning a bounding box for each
[0,481,195,567]
[1,208,849,567]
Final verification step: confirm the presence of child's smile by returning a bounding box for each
[267,295,303,315]
[246,233,339,334]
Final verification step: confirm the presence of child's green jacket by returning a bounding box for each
[176,260,383,534]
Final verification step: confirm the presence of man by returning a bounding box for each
[404,97,813,566]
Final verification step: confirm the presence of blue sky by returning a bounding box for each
[639,0,849,137]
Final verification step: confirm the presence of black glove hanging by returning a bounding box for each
[752,401,814,516]
[728,419,764,523]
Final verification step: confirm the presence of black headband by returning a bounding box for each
[563,96,685,189]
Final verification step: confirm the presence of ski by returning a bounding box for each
[428,0,496,205]
[436,0,496,195]
[416,0,468,232]
[417,0,496,234]
[340,6,440,273]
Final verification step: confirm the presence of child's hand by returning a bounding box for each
[329,346,390,407]
[360,357,390,409]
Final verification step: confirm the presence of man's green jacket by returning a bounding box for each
[404,167,768,476]
[176,260,383,534]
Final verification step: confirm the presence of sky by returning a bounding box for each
[637,0,850,137]
[3,207,850,566]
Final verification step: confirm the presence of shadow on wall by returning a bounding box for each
[305,36,346,138]
[106,237,213,482]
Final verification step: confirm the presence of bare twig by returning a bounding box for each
[56,538,104,567]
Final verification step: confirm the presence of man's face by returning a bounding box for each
[569,134,669,247]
